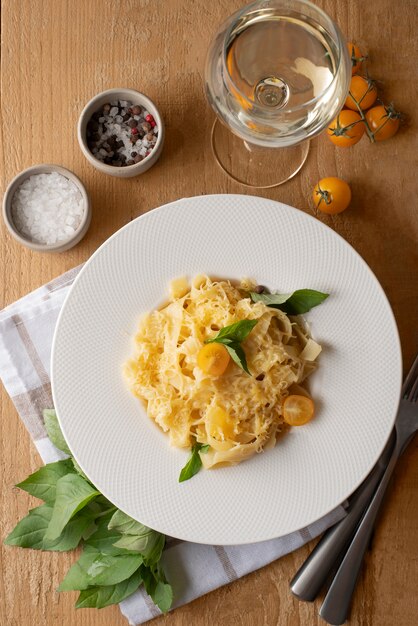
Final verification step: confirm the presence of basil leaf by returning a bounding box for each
[224,342,251,375]
[113,531,164,563]
[75,568,143,609]
[45,474,100,541]
[86,553,143,586]
[152,581,173,613]
[250,291,291,306]
[141,563,173,613]
[108,509,151,536]
[58,546,100,591]
[42,510,93,551]
[16,459,75,504]
[43,409,71,455]
[250,289,329,315]
[4,504,52,549]
[108,510,165,562]
[205,319,258,344]
[178,443,205,482]
[4,504,90,551]
[200,444,210,453]
[142,533,165,566]
[85,516,131,556]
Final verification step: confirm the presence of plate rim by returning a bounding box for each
[51,194,402,544]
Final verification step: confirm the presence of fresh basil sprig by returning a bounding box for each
[205,319,258,375]
[179,442,210,483]
[250,289,329,315]
[4,409,173,613]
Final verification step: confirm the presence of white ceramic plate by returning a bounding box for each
[51,195,402,545]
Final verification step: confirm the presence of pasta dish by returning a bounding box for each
[124,275,324,474]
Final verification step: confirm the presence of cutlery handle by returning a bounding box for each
[319,444,401,625]
[290,433,395,602]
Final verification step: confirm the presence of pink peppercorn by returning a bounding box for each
[131,127,138,135]
[150,120,156,128]
[145,114,154,123]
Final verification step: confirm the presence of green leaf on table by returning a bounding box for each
[16,459,75,504]
[250,289,329,315]
[4,504,52,549]
[152,581,173,613]
[58,546,100,591]
[43,509,94,551]
[43,408,71,455]
[141,564,173,613]
[85,515,128,555]
[75,568,143,609]
[114,533,165,566]
[179,442,206,483]
[4,503,91,551]
[45,474,100,541]
[86,553,143,586]
[108,509,151,536]
[106,510,165,562]
[205,319,258,344]
[59,546,143,590]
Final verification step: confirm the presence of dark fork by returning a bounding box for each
[291,354,418,625]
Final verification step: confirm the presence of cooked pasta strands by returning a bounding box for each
[124,276,322,468]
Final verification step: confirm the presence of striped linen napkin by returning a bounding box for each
[0,266,346,625]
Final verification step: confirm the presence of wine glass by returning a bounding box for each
[205,0,351,188]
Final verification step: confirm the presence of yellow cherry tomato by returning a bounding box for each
[313,177,352,214]
[345,76,377,111]
[283,395,315,426]
[327,110,365,147]
[365,104,401,141]
[198,343,230,376]
[347,42,365,75]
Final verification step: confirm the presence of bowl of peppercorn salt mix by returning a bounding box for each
[2,164,91,252]
[78,88,164,177]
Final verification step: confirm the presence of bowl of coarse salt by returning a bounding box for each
[2,165,91,252]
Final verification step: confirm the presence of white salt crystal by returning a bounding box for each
[10,172,84,246]
[109,106,119,116]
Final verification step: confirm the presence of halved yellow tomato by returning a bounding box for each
[282,395,315,426]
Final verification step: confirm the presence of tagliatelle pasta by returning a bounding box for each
[124,275,322,469]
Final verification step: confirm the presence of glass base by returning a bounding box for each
[211,119,310,188]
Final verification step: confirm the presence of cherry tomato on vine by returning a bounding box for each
[327,110,365,147]
[347,42,365,75]
[312,177,352,214]
[365,104,401,141]
[345,76,377,111]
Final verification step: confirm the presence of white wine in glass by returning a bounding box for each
[205,0,351,187]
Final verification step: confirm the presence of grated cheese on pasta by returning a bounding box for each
[124,275,321,469]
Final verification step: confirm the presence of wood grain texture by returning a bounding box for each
[1,1,417,625]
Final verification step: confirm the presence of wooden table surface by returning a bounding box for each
[1,1,417,625]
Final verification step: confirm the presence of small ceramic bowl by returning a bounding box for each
[78,88,164,178]
[2,164,91,253]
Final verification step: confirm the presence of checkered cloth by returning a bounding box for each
[0,266,346,624]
